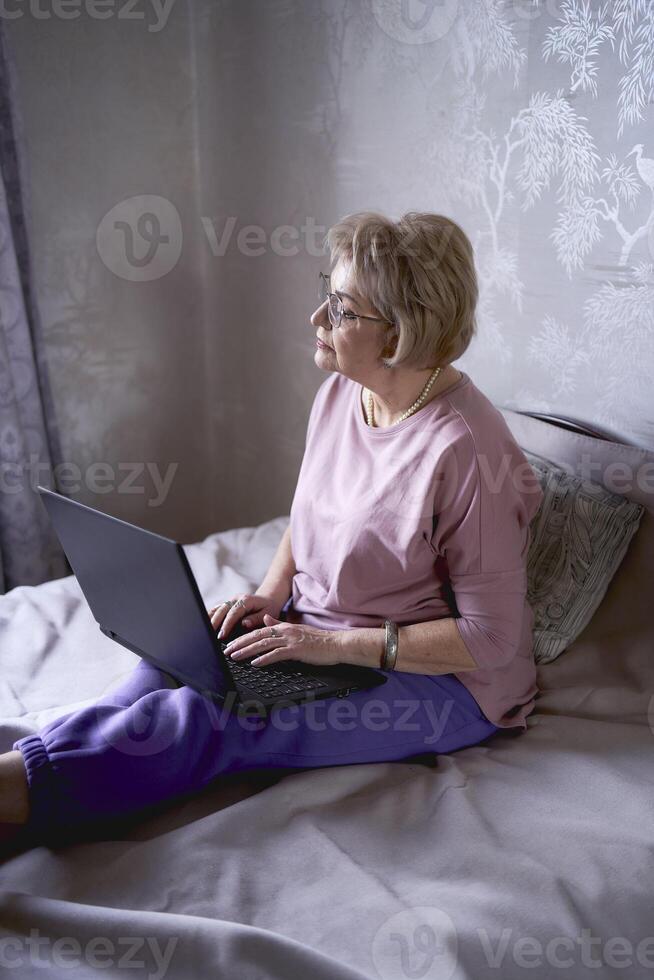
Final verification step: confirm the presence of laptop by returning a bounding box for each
[37,487,387,715]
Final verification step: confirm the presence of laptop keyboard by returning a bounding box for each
[228,659,330,699]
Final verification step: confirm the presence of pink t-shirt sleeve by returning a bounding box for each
[431,429,542,670]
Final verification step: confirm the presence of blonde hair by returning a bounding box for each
[325,211,478,370]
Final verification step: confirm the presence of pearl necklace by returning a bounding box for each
[364,366,442,427]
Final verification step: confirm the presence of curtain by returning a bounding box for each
[0,26,68,592]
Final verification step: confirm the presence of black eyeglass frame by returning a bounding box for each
[318,271,394,329]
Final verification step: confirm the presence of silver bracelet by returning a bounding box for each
[382,620,399,670]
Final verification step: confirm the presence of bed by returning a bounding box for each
[1,409,653,980]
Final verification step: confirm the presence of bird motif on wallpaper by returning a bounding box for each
[626,145,654,195]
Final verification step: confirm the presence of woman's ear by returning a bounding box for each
[380,324,399,360]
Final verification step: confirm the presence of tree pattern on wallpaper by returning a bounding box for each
[397,0,653,437]
[540,0,654,134]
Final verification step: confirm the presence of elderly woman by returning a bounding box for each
[0,211,543,846]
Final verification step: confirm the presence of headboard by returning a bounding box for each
[512,411,612,442]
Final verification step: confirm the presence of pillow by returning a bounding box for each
[523,451,645,665]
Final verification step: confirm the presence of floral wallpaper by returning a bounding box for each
[329,0,654,447]
[5,0,653,552]
[446,0,654,446]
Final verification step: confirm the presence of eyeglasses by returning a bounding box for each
[318,271,392,329]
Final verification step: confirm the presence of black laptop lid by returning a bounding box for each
[37,487,233,698]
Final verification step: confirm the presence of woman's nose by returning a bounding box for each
[311,300,331,329]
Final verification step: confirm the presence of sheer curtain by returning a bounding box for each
[0,26,67,592]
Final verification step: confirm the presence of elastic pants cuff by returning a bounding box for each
[13,733,64,846]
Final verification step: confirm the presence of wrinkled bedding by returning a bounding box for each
[1,496,653,978]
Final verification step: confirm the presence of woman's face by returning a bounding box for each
[311,260,394,382]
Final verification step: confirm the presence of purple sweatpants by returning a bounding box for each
[13,624,499,843]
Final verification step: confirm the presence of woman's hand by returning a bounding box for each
[223,614,343,668]
[208,593,283,640]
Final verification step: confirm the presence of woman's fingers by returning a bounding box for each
[216,596,252,640]
[208,595,271,639]
[225,629,289,663]
[209,605,228,630]
[209,602,235,633]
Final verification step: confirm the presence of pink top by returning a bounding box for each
[287,369,544,729]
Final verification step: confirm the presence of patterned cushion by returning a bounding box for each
[524,451,644,665]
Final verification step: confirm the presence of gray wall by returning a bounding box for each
[7,0,654,544]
